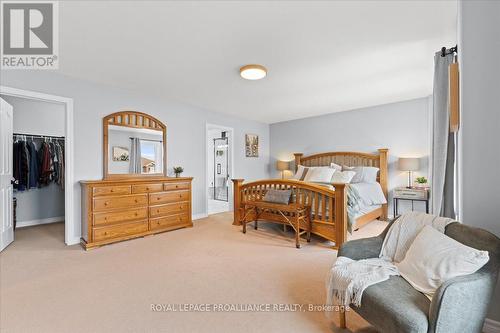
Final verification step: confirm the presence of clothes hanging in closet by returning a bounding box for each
[13,137,65,191]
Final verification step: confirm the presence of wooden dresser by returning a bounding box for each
[80,177,193,250]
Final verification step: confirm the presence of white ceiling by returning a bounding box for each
[58,1,457,124]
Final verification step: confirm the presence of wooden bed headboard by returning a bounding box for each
[293,148,389,204]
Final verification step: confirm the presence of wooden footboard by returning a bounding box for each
[232,179,347,249]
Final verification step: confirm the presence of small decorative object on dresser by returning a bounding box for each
[173,166,184,178]
[80,111,193,250]
[393,187,429,217]
[245,134,259,157]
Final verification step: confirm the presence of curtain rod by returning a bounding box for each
[13,132,64,139]
[441,45,458,57]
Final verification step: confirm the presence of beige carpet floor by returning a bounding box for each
[0,213,387,333]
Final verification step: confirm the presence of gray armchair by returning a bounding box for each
[337,218,500,333]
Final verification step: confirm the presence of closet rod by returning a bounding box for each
[13,132,65,140]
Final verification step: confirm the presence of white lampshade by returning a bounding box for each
[398,157,420,171]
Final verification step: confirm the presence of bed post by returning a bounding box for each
[334,183,348,249]
[293,153,303,172]
[232,179,244,225]
[378,148,389,220]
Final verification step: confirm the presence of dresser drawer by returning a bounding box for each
[93,185,131,197]
[163,182,190,192]
[131,183,163,194]
[150,214,190,231]
[150,191,189,205]
[150,202,189,218]
[93,194,148,211]
[93,220,148,242]
[93,207,148,226]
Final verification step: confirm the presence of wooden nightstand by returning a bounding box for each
[393,187,429,217]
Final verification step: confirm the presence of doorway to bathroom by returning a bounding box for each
[206,124,233,215]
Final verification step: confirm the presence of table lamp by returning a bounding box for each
[398,157,420,188]
[276,160,290,179]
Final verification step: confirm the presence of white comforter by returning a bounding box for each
[349,182,387,206]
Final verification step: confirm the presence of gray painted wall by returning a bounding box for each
[270,97,431,216]
[1,95,65,224]
[1,71,270,242]
[459,0,500,322]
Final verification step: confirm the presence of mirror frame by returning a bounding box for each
[103,111,167,179]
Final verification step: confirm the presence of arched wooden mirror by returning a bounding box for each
[103,111,167,179]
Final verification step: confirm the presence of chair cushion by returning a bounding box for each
[351,276,430,333]
[397,225,489,298]
[262,189,292,204]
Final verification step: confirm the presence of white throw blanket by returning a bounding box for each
[326,211,455,307]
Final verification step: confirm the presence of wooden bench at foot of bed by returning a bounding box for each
[241,200,312,248]
[233,179,348,249]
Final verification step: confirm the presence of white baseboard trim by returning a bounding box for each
[66,237,80,246]
[16,216,65,228]
[484,318,500,333]
[192,213,208,220]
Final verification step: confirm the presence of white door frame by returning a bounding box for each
[0,85,75,245]
[206,123,234,216]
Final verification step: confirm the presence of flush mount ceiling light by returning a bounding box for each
[240,64,267,80]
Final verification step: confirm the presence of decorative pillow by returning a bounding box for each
[331,170,356,183]
[396,225,489,298]
[303,166,336,183]
[343,166,379,183]
[330,162,342,172]
[262,189,292,205]
[292,165,308,180]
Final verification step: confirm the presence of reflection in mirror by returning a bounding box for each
[108,125,163,175]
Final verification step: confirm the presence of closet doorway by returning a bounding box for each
[0,86,74,250]
[206,124,233,215]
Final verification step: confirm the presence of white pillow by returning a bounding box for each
[303,166,336,183]
[292,165,308,180]
[343,166,379,183]
[396,225,489,298]
[331,171,356,183]
[330,162,342,172]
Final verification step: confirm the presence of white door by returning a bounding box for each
[0,98,14,252]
